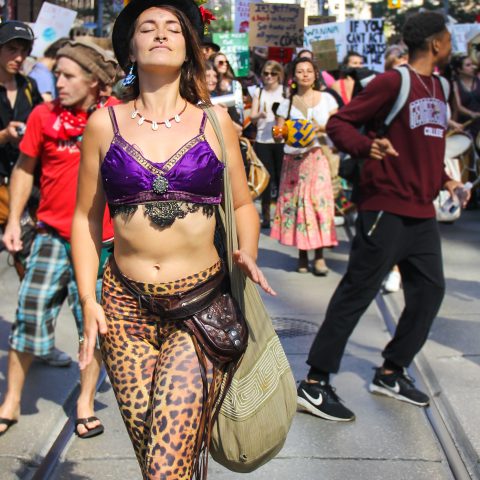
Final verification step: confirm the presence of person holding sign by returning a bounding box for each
[271,57,338,275]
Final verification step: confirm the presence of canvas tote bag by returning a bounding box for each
[203,106,297,473]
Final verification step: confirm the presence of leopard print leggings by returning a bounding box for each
[100,259,224,480]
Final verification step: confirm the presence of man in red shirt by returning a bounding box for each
[0,40,118,437]
[297,12,466,422]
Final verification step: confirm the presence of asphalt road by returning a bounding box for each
[0,209,479,480]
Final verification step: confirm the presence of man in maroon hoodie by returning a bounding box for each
[297,12,467,422]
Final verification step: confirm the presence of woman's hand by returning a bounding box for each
[233,249,276,296]
[78,298,107,370]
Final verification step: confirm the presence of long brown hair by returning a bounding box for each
[124,5,210,105]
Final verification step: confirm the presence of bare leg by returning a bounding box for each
[76,348,102,435]
[0,349,34,433]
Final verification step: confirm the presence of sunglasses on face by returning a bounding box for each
[216,60,228,66]
[263,71,278,77]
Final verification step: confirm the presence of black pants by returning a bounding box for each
[254,142,284,207]
[307,211,445,374]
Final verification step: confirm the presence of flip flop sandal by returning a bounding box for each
[75,416,104,439]
[0,417,18,437]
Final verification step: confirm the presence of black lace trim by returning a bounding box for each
[109,201,215,227]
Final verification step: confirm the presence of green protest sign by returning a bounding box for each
[212,32,250,77]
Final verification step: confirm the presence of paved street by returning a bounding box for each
[0,209,479,480]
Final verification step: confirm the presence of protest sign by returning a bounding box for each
[304,22,346,61]
[345,19,385,71]
[31,2,77,58]
[249,3,304,48]
[235,0,262,33]
[311,39,339,72]
[450,24,480,53]
[267,47,294,64]
[213,32,250,77]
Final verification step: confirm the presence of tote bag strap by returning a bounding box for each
[202,105,246,302]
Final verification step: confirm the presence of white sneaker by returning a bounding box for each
[384,270,401,293]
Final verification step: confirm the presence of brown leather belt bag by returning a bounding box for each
[109,258,248,364]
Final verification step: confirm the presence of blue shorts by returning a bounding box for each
[9,232,103,356]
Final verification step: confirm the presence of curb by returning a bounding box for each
[381,293,478,479]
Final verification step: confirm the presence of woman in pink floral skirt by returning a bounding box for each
[271,57,338,275]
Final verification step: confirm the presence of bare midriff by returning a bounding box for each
[112,208,219,284]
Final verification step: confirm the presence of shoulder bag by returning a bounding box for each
[239,136,270,200]
[203,105,297,473]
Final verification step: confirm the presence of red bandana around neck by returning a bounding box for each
[43,97,121,142]
[43,102,89,142]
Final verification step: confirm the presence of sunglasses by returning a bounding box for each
[216,59,228,66]
[263,71,278,77]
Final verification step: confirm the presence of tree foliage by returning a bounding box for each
[372,0,479,38]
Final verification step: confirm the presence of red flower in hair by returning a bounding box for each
[199,5,216,25]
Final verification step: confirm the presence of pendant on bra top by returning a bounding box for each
[152,175,169,195]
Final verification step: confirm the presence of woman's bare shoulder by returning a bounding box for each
[85,102,130,138]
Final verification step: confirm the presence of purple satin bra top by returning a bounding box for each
[101,107,224,207]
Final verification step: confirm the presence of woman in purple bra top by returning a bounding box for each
[70,1,274,479]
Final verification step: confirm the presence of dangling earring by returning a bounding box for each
[122,63,137,87]
[291,81,297,90]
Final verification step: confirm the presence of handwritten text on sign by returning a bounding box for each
[304,22,346,62]
[234,0,261,33]
[249,3,305,48]
[212,33,250,77]
[346,19,386,71]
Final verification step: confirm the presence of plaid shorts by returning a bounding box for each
[9,232,103,356]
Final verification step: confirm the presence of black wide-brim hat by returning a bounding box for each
[112,0,204,72]
[202,35,220,53]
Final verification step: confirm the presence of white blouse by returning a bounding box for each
[276,92,338,155]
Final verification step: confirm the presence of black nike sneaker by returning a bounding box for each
[369,368,430,407]
[297,380,355,422]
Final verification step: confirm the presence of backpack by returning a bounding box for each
[376,65,450,137]
[339,65,451,182]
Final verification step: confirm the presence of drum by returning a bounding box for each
[272,119,316,148]
[445,133,472,159]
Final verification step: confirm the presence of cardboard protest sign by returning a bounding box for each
[31,2,77,58]
[346,19,385,71]
[235,0,262,33]
[304,22,346,62]
[213,32,250,77]
[308,16,336,25]
[249,3,304,48]
[311,39,339,72]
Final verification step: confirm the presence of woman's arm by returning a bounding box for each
[214,106,275,295]
[71,108,110,368]
[250,89,266,122]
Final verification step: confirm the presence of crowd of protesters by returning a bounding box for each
[0,7,479,479]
